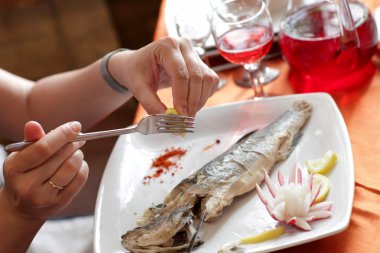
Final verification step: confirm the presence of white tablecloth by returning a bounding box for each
[27,216,94,253]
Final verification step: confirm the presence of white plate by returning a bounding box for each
[94,93,354,253]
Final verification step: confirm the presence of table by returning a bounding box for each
[133,1,380,252]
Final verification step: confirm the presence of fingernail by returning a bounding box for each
[69,121,81,132]
[77,140,86,148]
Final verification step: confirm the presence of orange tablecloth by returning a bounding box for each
[134,1,380,252]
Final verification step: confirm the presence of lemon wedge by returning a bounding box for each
[165,108,185,137]
[240,226,285,244]
[306,150,338,175]
[312,174,330,203]
[165,108,180,116]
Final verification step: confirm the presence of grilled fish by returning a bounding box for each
[122,100,313,252]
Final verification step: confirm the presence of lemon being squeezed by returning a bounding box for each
[165,108,186,137]
[165,108,180,116]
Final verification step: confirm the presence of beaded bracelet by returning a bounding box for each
[100,48,129,94]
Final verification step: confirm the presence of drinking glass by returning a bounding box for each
[174,6,211,56]
[211,0,274,98]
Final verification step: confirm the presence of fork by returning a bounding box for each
[4,114,195,152]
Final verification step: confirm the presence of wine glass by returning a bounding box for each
[211,0,274,98]
[209,0,280,88]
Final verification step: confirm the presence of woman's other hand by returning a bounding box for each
[1,121,88,220]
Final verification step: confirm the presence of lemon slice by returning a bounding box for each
[240,226,285,244]
[312,174,330,203]
[165,108,185,137]
[306,150,338,175]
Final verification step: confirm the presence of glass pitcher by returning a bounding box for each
[278,0,379,94]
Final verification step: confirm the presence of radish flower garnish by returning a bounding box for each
[256,164,333,230]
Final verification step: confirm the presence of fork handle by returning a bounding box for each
[4,126,137,152]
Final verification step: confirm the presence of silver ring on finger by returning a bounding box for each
[48,180,64,190]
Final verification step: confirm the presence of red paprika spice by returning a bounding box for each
[143,147,187,185]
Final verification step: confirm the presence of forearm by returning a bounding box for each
[0,53,133,140]
[27,59,133,133]
[0,189,44,253]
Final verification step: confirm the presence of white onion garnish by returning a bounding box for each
[256,164,333,230]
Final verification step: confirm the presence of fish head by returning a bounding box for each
[121,206,202,252]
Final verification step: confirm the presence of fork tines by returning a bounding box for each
[156,114,195,133]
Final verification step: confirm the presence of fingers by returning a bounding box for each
[57,161,89,204]
[9,121,82,173]
[2,151,88,219]
[134,90,167,115]
[197,61,220,110]
[175,39,203,116]
[24,121,46,142]
[42,160,89,215]
[134,37,219,116]
[157,37,220,116]
[31,160,88,217]
[183,54,219,116]
[151,37,191,115]
[46,149,85,189]
[34,143,85,185]
[176,38,219,116]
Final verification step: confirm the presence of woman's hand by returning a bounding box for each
[109,37,220,117]
[1,121,89,220]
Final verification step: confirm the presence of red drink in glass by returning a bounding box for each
[211,0,274,98]
[216,26,274,65]
[279,1,378,93]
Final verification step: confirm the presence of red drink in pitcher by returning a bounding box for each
[279,1,378,93]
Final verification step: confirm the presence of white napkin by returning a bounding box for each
[27,216,94,253]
